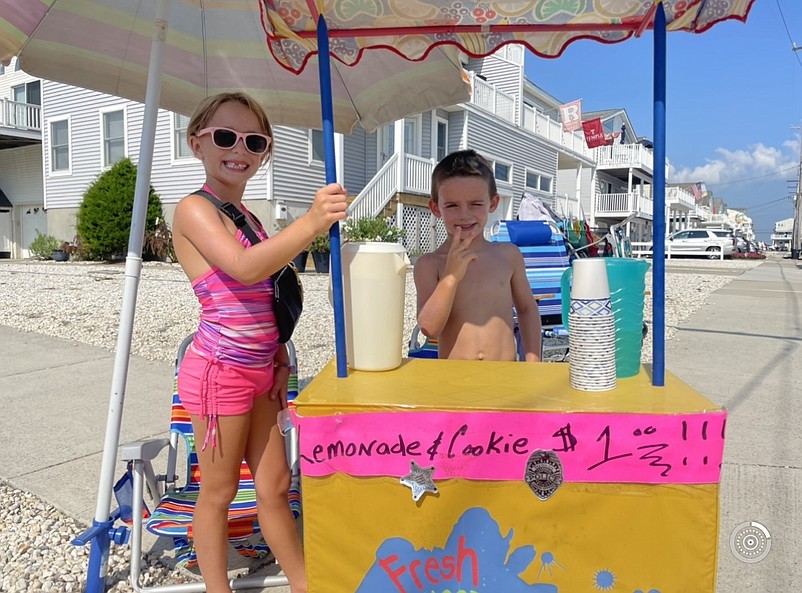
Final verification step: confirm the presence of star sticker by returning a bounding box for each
[400,460,438,502]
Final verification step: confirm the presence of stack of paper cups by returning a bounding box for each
[568,259,617,391]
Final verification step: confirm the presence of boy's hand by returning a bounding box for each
[308,183,348,233]
[444,227,478,282]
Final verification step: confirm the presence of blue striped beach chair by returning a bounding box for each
[407,326,439,359]
[124,334,301,578]
[490,220,571,357]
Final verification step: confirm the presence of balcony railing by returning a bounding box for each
[593,144,654,174]
[471,73,516,125]
[1,99,41,131]
[595,192,653,219]
[666,186,696,210]
[522,104,594,159]
[468,72,595,160]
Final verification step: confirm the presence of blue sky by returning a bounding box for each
[523,0,802,243]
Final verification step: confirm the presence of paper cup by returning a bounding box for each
[570,259,610,300]
[568,313,617,391]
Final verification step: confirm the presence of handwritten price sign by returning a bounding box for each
[295,410,726,484]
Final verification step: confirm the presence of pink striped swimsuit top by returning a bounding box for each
[190,204,279,368]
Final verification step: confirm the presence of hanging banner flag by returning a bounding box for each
[559,99,582,131]
[582,117,607,148]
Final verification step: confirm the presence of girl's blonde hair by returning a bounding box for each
[187,92,274,164]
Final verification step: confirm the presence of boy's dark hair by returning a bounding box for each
[431,149,497,202]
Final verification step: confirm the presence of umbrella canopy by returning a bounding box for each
[262,0,755,70]
[0,0,470,133]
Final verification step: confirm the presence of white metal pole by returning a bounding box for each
[83,6,171,590]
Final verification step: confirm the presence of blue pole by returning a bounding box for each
[652,4,667,387]
[316,17,348,378]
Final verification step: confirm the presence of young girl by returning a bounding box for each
[172,92,347,593]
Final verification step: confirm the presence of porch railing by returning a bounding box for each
[1,99,41,131]
[347,154,436,220]
[402,154,433,195]
[347,154,400,219]
[595,192,653,219]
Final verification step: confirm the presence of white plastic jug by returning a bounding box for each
[342,242,410,371]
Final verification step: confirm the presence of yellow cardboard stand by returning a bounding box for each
[294,360,724,593]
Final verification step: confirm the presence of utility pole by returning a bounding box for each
[793,44,802,258]
[792,124,802,259]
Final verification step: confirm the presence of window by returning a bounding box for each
[102,110,125,167]
[525,170,552,193]
[403,117,420,155]
[436,119,448,161]
[493,161,511,183]
[13,80,41,105]
[14,58,21,71]
[0,65,4,75]
[50,119,70,173]
[310,129,325,162]
[174,113,192,159]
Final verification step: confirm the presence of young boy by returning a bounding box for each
[414,149,542,362]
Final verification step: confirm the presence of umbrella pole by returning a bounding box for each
[77,1,172,590]
[652,3,667,387]
[317,17,348,378]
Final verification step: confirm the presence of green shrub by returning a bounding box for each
[342,217,405,243]
[308,232,330,252]
[28,231,61,259]
[76,157,162,260]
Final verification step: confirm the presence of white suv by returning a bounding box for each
[664,229,735,259]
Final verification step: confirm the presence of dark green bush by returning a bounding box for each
[76,157,162,260]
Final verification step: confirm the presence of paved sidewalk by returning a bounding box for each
[1,254,799,592]
[0,329,175,521]
[665,255,802,592]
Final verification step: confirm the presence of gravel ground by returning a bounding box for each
[0,256,765,592]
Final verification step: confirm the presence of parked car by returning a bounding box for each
[649,229,735,259]
[733,236,749,253]
[708,229,739,252]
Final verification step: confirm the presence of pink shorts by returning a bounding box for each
[177,346,274,417]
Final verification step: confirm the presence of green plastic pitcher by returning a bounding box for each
[561,257,649,378]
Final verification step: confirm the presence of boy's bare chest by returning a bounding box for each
[452,252,511,297]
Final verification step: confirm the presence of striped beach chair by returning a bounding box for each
[490,220,571,357]
[127,334,301,570]
[407,327,439,359]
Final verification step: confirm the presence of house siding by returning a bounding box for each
[447,110,465,152]
[0,145,43,204]
[272,125,326,209]
[343,126,368,193]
